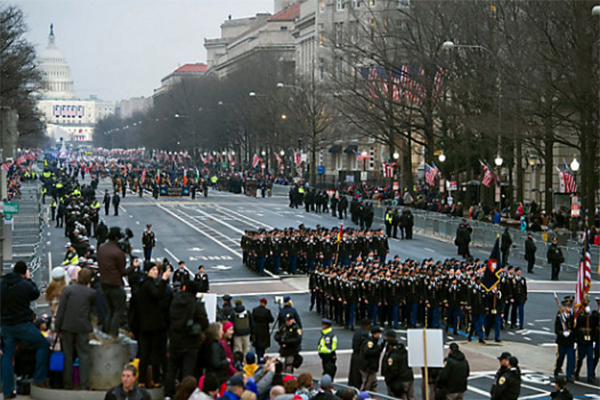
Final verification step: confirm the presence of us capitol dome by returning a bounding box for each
[37,24,115,143]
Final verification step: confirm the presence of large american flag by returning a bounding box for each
[562,163,578,193]
[383,162,396,178]
[425,163,436,186]
[252,154,263,169]
[574,230,592,320]
[480,160,496,188]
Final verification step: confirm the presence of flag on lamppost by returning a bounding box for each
[252,154,262,169]
[425,163,437,186]
[481,236,502,291]
[480,160,497,188]
[383,162,396,178]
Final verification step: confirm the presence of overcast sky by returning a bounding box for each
[16,0,273,102]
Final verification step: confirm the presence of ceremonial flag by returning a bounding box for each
[574,230,592,320]
[425,163,436,186]
[482,236,502,291]
[432,162,440,178]
[562,162,578,193]
[141,169,146,184]
[337,222,343,243]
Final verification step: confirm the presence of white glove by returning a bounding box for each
[563,331,570,337]
[585,306,591,313]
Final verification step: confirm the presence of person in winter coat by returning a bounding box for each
[1,261,50,399]
[135,262,172,387]
[381,336,414,399]
[204,323,232,385]
[547,237,564,281]
[455,220,472,258]
[220,322,238,379]
[524,232,537,273]
[55,268,96,390]
[189,374,221,400]
[501,228,513,266]
[232,298,255,356]
[348,318,371,388]
[491,356,521,400]
[278,297,302,328]
[164,281,209,398]
[252,298,274,360]
[359,326,383,391]
[436,343,470,400]
[104,364,151,400]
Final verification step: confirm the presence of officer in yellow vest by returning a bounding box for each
[318,318,338,378]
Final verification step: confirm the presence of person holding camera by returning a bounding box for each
[98,227,135,337]
[275,313,302,373]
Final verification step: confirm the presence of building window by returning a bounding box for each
[352,0,361,8]
[280,26,288,31]
[335,23,343,47]
[318,64,325,81]
[319,30,325,46]
[336,0,344,11]
[398,0,410,8]
[320,0,326,12]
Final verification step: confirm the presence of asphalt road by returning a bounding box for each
[36,177,599,399]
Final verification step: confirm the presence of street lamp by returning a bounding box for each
[438,152,446,163]
[494,155,503,167]
[280,149,285,156]
[593,5,600,15]
[570,156,580,172]
[393,151,399,160]
[281,114,287,120]
[361,150,368,172]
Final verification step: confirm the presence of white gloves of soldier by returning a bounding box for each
[585,306,591,313]
[563,331,570,337]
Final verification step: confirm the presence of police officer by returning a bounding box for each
[550,377,574,400]
[524,232,537,273]
[491,352,511,396]
[554,296,575,382]
[317,318,338,379]
[381,331,414,399]
[384,208,394,238]
[491,356,521,400]
[275,313,302,373]
[359,325,383,391]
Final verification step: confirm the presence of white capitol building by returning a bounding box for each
[37,24,115,142]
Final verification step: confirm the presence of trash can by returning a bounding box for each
[89,342,129,390]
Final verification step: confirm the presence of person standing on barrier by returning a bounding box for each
[318,319,338,379]
[1,261,50,398]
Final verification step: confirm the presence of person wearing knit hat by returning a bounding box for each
[251,298,274,361]
[190,374,220,400]
[232,298,254,357]
[243,352,259,377]
[220,321,237,379]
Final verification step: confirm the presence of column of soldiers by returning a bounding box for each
[241,226,390,276]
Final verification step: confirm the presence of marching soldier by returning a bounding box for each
[513,267,527,330]
[574,299,595,382]
[485,286,504,343]
[554,296,575,382]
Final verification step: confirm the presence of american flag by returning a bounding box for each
[562,163,578,193]
[1,161,13,172]
[480,160,496,188]
[383,162,396,178]
[274,153,283,165]
[425,163,436,186]
[295,152,302,166]
[252,154,262,169]
[574,230,592,320]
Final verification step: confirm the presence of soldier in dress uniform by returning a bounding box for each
[194,265,209,293]
[574,299,595,382]
[554,296,576,382]
[485,286,504,343]
[513,267,527,329]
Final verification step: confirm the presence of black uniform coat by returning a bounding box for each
[252,304,274,349]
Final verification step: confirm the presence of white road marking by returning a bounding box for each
[540,343,557,347]
[212,280,278,286]
[424,248,434,252]
[215,205,274,230]
[527,322,535,326]
[534,319,552,322]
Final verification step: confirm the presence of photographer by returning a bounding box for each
[98,227,135,337]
